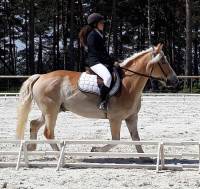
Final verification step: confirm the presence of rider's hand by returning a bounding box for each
[114,61,120,67]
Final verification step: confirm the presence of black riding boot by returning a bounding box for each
[98,85,110,111]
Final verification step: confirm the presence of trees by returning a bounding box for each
[192,0,200,76]
[185,0,192,77]
[29,0,35,74]
[0,0,199,77]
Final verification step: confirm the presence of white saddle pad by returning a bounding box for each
[78,72,100,95]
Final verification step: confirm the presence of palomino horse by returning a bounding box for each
[16,44,178,154]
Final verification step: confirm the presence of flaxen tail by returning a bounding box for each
[16,74,40,139]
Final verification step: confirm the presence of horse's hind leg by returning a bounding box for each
[43,110,59,151]
[91,119,122,152]
[27,114,45,151]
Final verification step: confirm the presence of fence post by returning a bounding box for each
[160,142,165,170]
[16,140,24,170]
[190,78,192,93]
[156,142,162,173]
[56,141,66,171]
[198,142,200,173]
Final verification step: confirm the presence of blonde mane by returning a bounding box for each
[120,47,153,67]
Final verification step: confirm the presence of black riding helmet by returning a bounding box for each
[87,13,104,26]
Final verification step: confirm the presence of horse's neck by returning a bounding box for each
[122,53,151,96]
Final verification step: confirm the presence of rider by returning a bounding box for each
[79,13,114,111]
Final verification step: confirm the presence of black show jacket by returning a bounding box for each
[86,29,113,67]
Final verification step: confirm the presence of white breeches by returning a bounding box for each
[90,63,112,88]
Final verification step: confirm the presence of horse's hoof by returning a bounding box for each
[27,144,36,151]
[91,147,99,152]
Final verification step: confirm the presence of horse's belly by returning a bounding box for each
[62,91,107,119]
[62,90,140,120]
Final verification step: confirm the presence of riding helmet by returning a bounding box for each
[87,13,104,25]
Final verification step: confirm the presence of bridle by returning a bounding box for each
[120,50,168,83]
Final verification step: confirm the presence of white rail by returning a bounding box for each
[1,93,200,101]
[0,140,200,172]
[0,93,19,99]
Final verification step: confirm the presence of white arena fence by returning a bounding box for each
[0,93,19,99]
[1,139,200,172]
[1,92,200,100]
[1,91,200,171]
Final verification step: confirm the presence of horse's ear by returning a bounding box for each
[155,43,163,54]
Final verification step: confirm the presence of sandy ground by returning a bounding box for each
[0,94,200,189]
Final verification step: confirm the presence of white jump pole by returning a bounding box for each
[0,139,200,172]
[16,141,24,170]
[56,141,66,171]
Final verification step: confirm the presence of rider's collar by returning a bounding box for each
[94,29,103,39]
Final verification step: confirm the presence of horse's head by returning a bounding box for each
[146,43,179,88]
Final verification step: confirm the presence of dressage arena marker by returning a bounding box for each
[1,140,200,172]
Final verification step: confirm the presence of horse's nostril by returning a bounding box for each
[166,79,172,86]
[166,77,179,88]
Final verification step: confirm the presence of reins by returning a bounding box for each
[120,50,168,83]
[120,66,166,82]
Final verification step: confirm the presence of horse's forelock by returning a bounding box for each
[149,53,163,65]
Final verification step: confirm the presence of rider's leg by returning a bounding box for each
[90,63,112,110]
[98,84,110,110]
[90,63,112,87]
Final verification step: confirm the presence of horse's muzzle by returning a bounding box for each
[166,76,179,88]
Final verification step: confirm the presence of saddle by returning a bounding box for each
[78,66,122,97]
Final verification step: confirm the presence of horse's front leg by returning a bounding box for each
[125,114,144,153]
[125,114,153,162]
[91,119,122,152]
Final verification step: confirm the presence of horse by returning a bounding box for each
[16,43,178,154]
